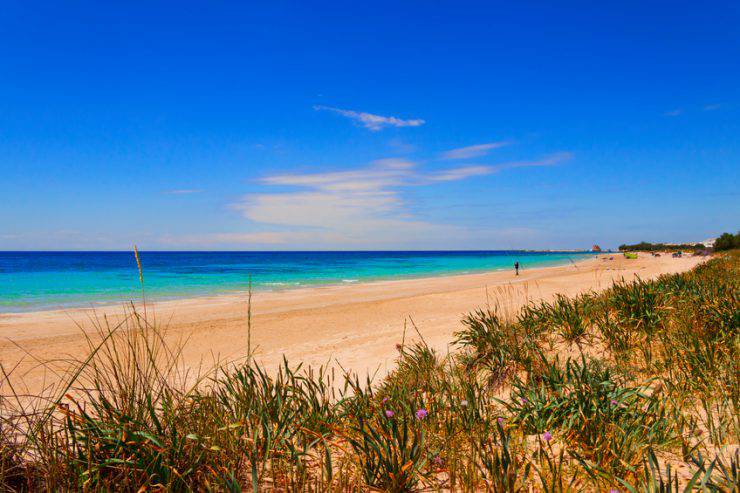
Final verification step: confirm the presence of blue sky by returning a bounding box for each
[1,1,738,250]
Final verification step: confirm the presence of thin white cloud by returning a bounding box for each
[235,160,421,242]
[489,152,573,172]
[387,138,417,154]
[228,153,567,245]
[427,165,493,182]
[164,189,202,195]
[441,141,510,160]
[426,152,572,182]
[261,158,415,193]
[167,231,334,246]
[172,150,570,247]
[313,105,425,131]
[703,103,722,111]
[664,109,683,117]
[227,159,456,245]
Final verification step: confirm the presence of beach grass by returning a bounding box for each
[1,252,738,491]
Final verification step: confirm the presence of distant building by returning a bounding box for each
[591,244,602,252]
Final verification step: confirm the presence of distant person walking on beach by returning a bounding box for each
[514,261,520,276]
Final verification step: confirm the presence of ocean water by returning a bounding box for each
[0,251,594,312]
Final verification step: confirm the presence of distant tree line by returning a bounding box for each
[618,231,740,252]
[713,231,740,251]
[618,241,705,252]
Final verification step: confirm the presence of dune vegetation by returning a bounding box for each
[617,242,706,253]
[1,252,738,491]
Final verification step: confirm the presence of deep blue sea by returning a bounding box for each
[0,251,594,312]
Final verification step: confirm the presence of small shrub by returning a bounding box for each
[504,355,677,478]
[475,421,531,492]
[346,400,430,492]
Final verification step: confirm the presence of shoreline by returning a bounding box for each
[0,254,595,318]
[0,253,704,395]
[0,252,598,315]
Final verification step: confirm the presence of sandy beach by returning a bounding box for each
[1,253,704,394]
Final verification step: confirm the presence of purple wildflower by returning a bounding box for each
[432,455,444,467]
[497,417,505,425]
[384,409,394,418]
[415,408,428,420]
[382,397,389,404]
[542,431,552,441]
[611,399,618,406]
[609,489,620,493]
[521,397,528,404]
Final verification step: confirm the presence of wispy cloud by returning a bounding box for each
[235,159,422,242]
[489,152,573,172]
[441,141,510,160]
[164,189,202,195]
[226,159,464,246]
[166,231,329,246]
[427,165,493,182]
[664,109,683,117]
[210,151,570,247]
[426,152,572,182]
[313,105,425,131]
[387,138,417,154]
[703,103,722,111]
[260,158,413,192]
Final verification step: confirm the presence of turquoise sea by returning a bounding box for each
[0,251,595,312]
